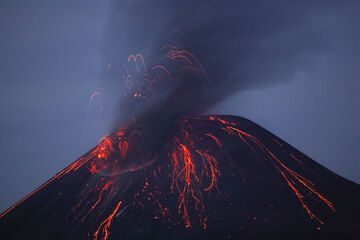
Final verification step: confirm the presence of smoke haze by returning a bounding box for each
[0,0,359,213]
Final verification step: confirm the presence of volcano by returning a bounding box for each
[0,115,359,239]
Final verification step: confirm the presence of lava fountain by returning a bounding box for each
[1,48,359,240]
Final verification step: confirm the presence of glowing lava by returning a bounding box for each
[209,115,335,224]
[0,49,337,239]
[93,201,122,240]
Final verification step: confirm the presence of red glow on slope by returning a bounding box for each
[170,142,196,228]
[93,201,122,240]
[169,125,220,228]
[195,149,220,192]
[90,180,114,212]
[205,133,222,147]
[0,48,337,236]
[0,147,98,219]
[0,115,337,232]
[118,140,128,159]
[210,116,335,224]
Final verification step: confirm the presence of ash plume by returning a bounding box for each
[1,2,360,239]
[95,0,354,130]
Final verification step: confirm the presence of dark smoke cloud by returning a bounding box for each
[100,0,356,123]
[1,0,359,213]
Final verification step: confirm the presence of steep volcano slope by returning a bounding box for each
[0,115,359,240]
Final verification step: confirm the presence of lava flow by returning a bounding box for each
[1,48,358,240]
[93,201,122,240]
[208,116,335,224]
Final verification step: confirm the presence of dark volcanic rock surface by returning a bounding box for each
[0,115,359,239]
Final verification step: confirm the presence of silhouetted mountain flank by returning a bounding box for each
[0,115,359,239]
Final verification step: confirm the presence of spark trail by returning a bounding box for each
[0,49,337,239]
[208,116,335,224]
[93,201,122,240]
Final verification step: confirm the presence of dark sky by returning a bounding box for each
[0,0,359,212]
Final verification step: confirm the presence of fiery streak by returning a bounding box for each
[0,134,116,220]
[77,179,117,223]
[91,180,114,211]
[118,140,128,159]
[167,50,206,78]
[89,92,101,103]
[195,149,220,192]
[169,125,220,228]
[97,137,113,159]
[152,65,170,76]
[273,139,283,147]
[93,201,122,240]
[170,143,196,227]
[205,133,222,147]
[0,147,98,219]
[1,49,337,234]
[211,116,335,224]
[127,53,147,74]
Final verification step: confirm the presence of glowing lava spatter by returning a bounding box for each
[0,146,99,219]
[195,149,220,192]
[208,116,335,224]
[93,201,122,240]
[0,49,337,239]
[88,180,115,216]
[205,133,223,147]
[169,125,220,228]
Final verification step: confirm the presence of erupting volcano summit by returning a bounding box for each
[0,50,359,239]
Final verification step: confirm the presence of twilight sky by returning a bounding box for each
[0,0,359,212]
